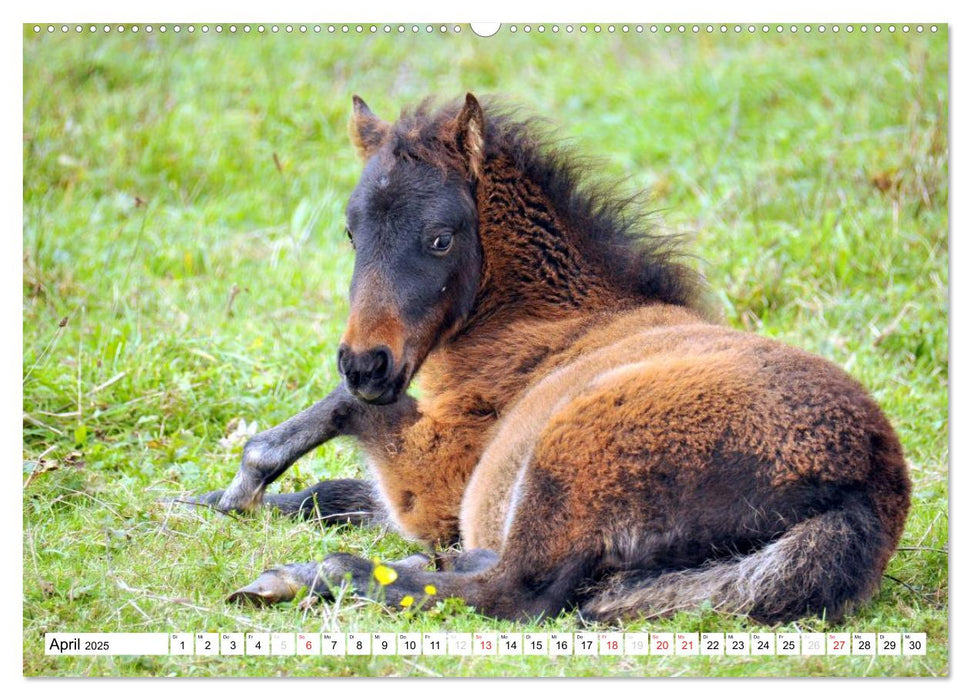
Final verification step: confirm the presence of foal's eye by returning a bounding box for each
[430,233,454,254]
[345,227,354,247]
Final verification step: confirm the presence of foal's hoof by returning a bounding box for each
[227,569,306,606]
[216,472,266,513]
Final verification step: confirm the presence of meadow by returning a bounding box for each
[22,24,948,677]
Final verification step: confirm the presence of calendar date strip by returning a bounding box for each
[45,631,927,657]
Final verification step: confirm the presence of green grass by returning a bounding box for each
[22,24,948,677]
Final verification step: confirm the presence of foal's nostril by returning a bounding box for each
[372,347,392,380]
[337,346,350,376]
[338,345,396,399]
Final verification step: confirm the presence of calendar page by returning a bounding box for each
[22,11,948,680]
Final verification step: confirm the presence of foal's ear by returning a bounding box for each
[454,93,486,180]
[350,95,389,160]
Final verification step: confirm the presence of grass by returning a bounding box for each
[22,24,948,677]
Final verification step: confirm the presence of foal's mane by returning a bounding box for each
[389,98,709,314]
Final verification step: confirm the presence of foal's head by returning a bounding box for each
[338,94,486,404]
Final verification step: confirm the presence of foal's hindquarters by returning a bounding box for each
[231,307,910,624]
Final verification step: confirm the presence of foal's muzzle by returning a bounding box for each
[337,344,398,404]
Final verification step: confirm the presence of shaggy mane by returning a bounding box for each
[388,98,709,314]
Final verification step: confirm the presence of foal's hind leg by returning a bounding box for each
[436,549,500,573]
[379,549,499,574]
[228,541,591,621]
[228,463,601,621]
[229,548,500,606]
[226,555,492,610]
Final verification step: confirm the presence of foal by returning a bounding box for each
[202,94,910,623]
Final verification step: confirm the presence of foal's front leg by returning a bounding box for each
[191,479,381,524]
[213,385,355,513]
[211,384,417,514]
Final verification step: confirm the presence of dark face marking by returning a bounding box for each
[339,153,482,404]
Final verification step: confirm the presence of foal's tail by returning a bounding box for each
[581,496,894,624]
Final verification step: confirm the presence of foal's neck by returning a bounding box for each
[418,154,666,413]
[466,153,631,329]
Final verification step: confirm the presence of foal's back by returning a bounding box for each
[460,303,909,573]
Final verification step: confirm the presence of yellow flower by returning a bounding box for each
[423,584,437,596]
[400,595,415,608]
[373,564,398,586]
